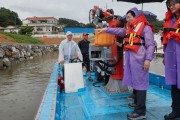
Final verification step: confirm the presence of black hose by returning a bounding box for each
[95,61,112,74]
[94,37,124,75]
[96,51,123,67]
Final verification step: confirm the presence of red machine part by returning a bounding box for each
[106,15,123,80]
[58,77,64,91]
[93,6,124,80]
[110,39,124,80]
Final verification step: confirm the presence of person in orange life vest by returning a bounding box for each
[163,0,180,120]
[98,7,155,120]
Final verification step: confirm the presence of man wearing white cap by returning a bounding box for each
[58,31,83,64]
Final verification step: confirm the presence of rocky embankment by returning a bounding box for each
[0,44,58,69]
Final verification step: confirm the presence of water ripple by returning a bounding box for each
[0,52,58,120]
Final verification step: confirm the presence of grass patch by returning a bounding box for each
[0,31,44,44]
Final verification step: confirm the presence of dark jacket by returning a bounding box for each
[78,40,90,58]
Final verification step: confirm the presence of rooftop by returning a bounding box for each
[26,16,58,21]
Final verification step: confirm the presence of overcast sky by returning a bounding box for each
[1,0,167,23]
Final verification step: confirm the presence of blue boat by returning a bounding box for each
[34,52,173,120]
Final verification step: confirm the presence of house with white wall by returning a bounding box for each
[22,16,59,34]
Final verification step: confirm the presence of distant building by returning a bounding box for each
[22,16,59,34]
[0,26,4,30]
[3,26,20,33]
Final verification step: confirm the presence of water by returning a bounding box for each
[150,34,165,76]
[0,52,58,120]
[150,56,165,76]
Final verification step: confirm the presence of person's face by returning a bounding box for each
[67,34,72,40]
[126,13,135,24]
[83,35,88,40]
[168,0,180,14]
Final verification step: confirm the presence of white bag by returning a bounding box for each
[64,63,84,93]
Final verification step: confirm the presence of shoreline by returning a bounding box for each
[0,43,58,69]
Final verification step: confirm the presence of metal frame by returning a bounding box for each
[89,44,114,71]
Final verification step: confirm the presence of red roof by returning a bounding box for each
[26,16,58,21]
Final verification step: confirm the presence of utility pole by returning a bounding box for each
[15,17,16,28]
[14,14,16,28]
[15,16,16,28]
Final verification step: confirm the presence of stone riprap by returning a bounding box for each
[0,44,59,69]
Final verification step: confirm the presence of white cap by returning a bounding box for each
[66,31,73,36]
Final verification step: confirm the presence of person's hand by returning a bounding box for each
[60,60,65,64]
[97,28,107,33]
[144,60,150,71]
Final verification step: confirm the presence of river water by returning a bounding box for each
[150,56,165,76]
[0,52,58,120]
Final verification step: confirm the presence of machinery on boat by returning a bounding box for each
[57,6,128,93]
[88,6,128,93]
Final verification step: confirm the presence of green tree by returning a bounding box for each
[79,22,86,27]
[0,7,22,27]
[150,19,164,33]
[85,23,95,28]
[19,26,34,35]
[58,18,95,28]
[58,18,81,27]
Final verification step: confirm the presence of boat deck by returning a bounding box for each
[58,74,172,120]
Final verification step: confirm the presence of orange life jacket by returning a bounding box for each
[124,14,154,52]
[163,10,180,45]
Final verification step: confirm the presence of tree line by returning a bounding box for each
[0,7,22,27]
[58,18,95,27]
[0,7,95,28]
